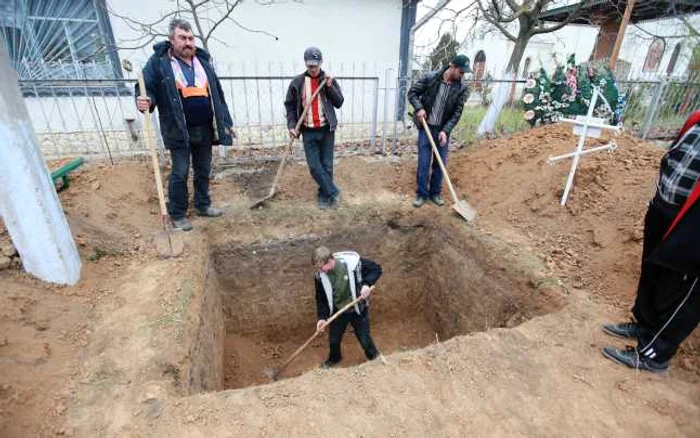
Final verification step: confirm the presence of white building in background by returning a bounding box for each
[109,0,406,78]
[412,0,699,81]
[0,0,419,157]
[460,25,599,79]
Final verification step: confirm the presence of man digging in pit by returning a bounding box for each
[313,246,381,368]
[136,18,234,231]
[602,110,700,373]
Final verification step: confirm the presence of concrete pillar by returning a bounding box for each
[0,40,81,285]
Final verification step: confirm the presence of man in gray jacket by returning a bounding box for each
[407,55,470,208]
[284,47,344,209]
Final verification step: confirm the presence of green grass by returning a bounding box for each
[451,106,529,145]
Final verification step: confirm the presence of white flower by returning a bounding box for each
[522,93,535,104]
[525,79,536,88]
[524,110,536,121]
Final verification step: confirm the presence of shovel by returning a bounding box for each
[264,286,374,381]
[251,78,328,209]
[420,117,477,222]
[137,70,184,258]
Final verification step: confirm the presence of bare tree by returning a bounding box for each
[469,0,590,135]
[476,0,590,74]
[107,0,288,53]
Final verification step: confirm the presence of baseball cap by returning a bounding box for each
[304,47,323,66]
[451,54,471,73]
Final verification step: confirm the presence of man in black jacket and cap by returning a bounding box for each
[407,54,470,208]
[313,246,381,368]
[136,18,234,231]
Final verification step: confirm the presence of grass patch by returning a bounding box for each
[87,246,123,261]
[452,106,529,146]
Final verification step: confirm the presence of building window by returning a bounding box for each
[0,0,121,80]
[643,38,665,73]
[666,43,681,76]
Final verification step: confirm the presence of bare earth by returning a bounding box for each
[1,124,698,437]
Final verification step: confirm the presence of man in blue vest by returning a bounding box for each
[136,18,234,231]
[313,246,382,368]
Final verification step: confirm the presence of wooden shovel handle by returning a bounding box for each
[137,71,169,220]
[273,285,374,379]
[420,118,460,204]
[266,78,329,198]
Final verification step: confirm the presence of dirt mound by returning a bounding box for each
[1,123,699,437]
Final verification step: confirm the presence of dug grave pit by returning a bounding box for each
[206,222,563,390]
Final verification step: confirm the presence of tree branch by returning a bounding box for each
[205,0,242,45]
[226,16,280,40]
[531,0,588,35]
[477,0,517,41]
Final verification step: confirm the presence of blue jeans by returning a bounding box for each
[167,125,213,220]
[302,125,339,201]
[416,125,449,199]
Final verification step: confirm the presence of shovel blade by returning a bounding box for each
[453,200,477,222]
[155,231,184,258]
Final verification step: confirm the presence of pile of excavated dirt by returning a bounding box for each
[1,124,698,437]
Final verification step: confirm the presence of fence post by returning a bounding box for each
[641,78,667,139]
[381,69,392,155]
[370,78,378,149]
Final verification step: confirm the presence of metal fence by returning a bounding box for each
[18,73,700,162]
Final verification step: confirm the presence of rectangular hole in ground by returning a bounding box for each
[208,223,562,390]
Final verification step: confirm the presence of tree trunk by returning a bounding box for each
[477,31,532,136]
[506,33,531,74]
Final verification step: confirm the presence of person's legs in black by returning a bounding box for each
[605,197,679,338]
[603,270,699,372]
[637,273,700,363]
[168,146,190,220]
[350,310,379,360]
[632,199,678,327]
[189,125,213,212]
[327,312,351,365]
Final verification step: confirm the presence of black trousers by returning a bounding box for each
[328,309,378,363]
[632,196,700,363]
[167,125,213,220]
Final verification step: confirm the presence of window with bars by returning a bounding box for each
[0,0,121,80]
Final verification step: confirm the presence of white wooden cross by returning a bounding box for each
[549,86,623,206]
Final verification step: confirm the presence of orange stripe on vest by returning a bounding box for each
[177,85,209,98]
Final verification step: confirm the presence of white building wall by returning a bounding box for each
[459,24,598,78]
[108,0,404,78]
[618,14,700,80]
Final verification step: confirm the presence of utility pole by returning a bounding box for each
[0,38,82,285]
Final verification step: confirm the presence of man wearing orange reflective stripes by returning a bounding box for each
[136,19,234,231]
[285,47,345,209]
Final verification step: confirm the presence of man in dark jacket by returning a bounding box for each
[602,111,700,372]
[136,18,234,231]
[313,246,381,368]
[284,47,344,209]
[407,55,470,208]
